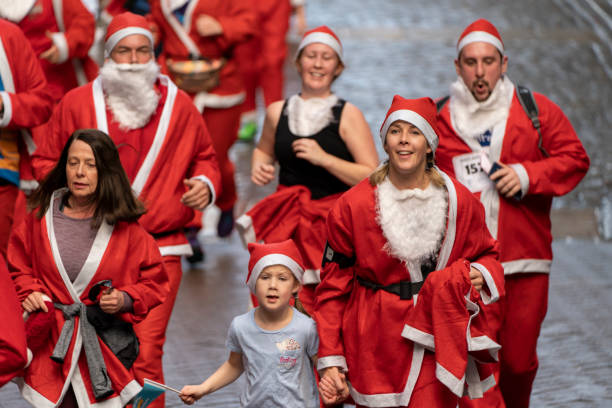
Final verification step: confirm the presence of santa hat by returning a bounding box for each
[246,240,305,294]
[457,19,504,56]
[380,95,439,153]
[104,12,154,58]
[295,25,344,64]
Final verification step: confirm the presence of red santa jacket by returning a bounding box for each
[402,259,501,400]
[148,0,256,110]
[0,253,28,387]
[31,75,221,256]
[436,90,589,275]
[8,190,168,406]
[314,172,503,407]
[0,18,53,190]
[18,0,98,101]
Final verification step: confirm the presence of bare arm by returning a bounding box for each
[179,351,244,405]
[292,102,379,186]
[251,101,283,186]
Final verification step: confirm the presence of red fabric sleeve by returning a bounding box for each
[521,94,590,197]
[185,106,222,194]
[0,254,28,387]
[1,21,53,129]
[7,214,49,301]
[61,0,96,58]
[215,0,257,51]
[313,195,356,359]
[116,223,169,324]
[31,94,79,181]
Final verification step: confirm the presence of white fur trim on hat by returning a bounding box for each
[457,31,504,55]
[296,32,343,63]
[247,254,304,293]
[105,27,154,58]
[380,110,439,153]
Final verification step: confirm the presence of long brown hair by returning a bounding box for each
[29,129,145,227]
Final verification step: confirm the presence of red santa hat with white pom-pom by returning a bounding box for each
[379,95,440,154]
[246,240,305,294]
[104,12,154,58]
[295,25,344,64]
[456,18,504,56]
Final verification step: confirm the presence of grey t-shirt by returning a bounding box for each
[226,307,319,408]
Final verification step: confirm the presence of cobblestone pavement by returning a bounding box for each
[2,0,611,406]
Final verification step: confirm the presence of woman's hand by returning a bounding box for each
[469,266,485,291]
[99,288,125,314]
[22,291,49,313]
[319,366,349,405]
[179,384,206,405]
[195,15,223,37]
[251,162,275,186]
[292,138,330,167]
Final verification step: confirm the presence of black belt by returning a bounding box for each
[151,229,182,239]
[356,276,424,300]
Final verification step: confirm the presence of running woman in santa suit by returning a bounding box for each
[235,25,379,315]
[315,96,504,407]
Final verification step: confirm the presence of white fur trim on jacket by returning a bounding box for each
[0,91,11,127]
[50,32,69,64]
[235,214,255,248]
[470,262,500,304]
[502,259,552,275]
[509,163,530,198]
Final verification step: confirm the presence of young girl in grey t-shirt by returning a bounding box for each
[179,240,319,407]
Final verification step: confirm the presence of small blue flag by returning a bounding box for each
[132,379,179,408]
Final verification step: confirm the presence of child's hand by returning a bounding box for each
[179,385,205,405]
[318,370,349,405]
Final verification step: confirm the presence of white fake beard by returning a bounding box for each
[100,59,161,130]
[287,94,338,137]
[376,178,447,268]
[0,0,36,22]
[449,75,515,140]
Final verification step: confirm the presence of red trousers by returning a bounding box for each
[203,104,242,212]
[0,184,19,259]
[354,351,457,408]
[132,255,182,408]
[235,0,290,112]
[498,273,549,408]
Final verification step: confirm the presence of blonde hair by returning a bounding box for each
[369,152,445,188]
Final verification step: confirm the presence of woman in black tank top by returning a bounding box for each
[236,26,378,315]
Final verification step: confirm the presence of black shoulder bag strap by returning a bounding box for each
[436,95,450,113]
[516,85,550,157]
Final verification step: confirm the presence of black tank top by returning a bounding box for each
[274,98,354,199]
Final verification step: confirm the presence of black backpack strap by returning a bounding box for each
[516,85,549,157]
[436,95,450,113]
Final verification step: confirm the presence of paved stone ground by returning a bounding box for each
[3,0,611,406]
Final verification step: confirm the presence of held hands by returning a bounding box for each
[292,138,329,167]
[22,291,49,313]
[489,162,521,199]
[251,162,275,186]
[99,288,124,314]
[195,15,223,37]
[181,179,211,211]
[319,366,349,406]
[179,384,206,405]
[469,266,485,291]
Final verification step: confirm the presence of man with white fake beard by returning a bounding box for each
[32,13,221,407]
[435,19,590,408]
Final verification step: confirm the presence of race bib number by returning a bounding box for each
[452,152,493,193]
